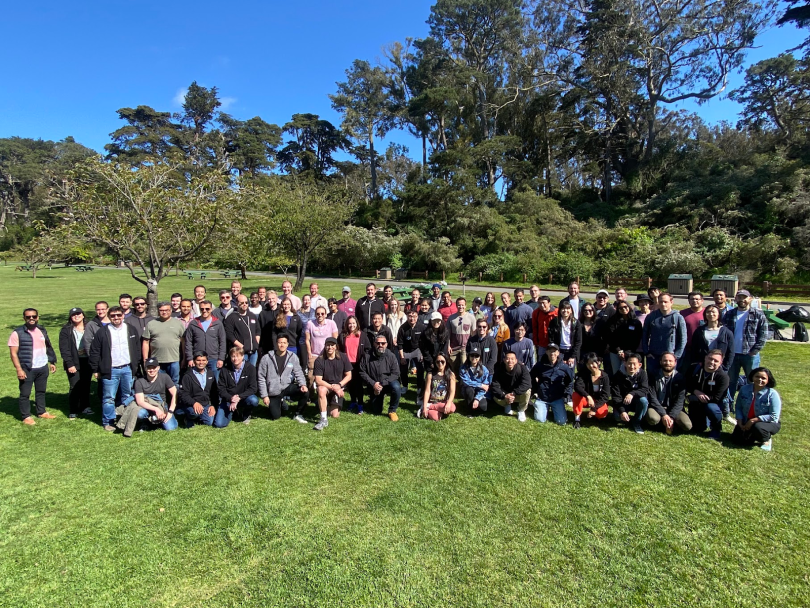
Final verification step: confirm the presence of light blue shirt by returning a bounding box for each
[192,368,206,389]
[733,310,749,354]
[200,319,212,332]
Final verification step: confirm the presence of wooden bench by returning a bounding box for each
[186,271,207,280]
[74,265,93,272]
[220,270,238,278]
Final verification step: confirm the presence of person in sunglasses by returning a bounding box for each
[8,308,58,425]
[184,300,227,381]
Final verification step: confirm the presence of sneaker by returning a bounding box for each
[314,419,328,431]
[356,404,364,415]
[38,412,56,419]
[517,411,526,423]
[504,406,513,416]
[294,414,307,424]
[81,407,94,415]
[633,422,644,434]
[416,407,423,419]
[760,440,772,451]
[708,429,721,441]
[724,414,737,426]
[22,417,36,426]
[242,415,251,425]
[103,424,116,432]
[573,419,581,430]
[388,412,399,422]
[665,425,673,435]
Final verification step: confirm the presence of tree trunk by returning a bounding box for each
[240,263,247,280]
[146,281,159,317]
[31,266,37,279]
[294,255,307,291]
[421,134,427,180]
[369,132,377,199]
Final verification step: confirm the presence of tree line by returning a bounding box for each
[2,0,810,297]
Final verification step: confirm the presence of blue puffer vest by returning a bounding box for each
[14,325,56,371]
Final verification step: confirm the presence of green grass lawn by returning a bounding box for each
[1,266,809,607]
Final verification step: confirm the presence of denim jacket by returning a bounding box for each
[459,364,492,401]
[734,384,781,424]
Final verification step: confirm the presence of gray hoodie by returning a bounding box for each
[257,351,306,398]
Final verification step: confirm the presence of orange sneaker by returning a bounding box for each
[388,412,399,422]
[38,412,56,419]
[23,417,36,425]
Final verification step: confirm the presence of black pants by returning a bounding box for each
[267,383,308,420]
[349,361,364,406]
[19,365,49,419]
[732,421,781,444]
[66,357,92,415]
[399,358,424,396]
[460,384,488,415]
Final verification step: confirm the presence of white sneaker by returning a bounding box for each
[517,411,526,422]
[724,414,737,426]
[504,406,513,416]
[294,414,307,424]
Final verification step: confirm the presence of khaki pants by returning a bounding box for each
[644,408,692,432]
[448,349,466,377]
[493,389,531,412]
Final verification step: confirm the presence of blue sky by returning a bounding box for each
[0,1,804,157]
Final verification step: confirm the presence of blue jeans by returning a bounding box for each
[213,394,259,428]
[101,366,133,426]
[136,396,179,431]
[727,353,759,399]
[159,361,180,385]
[688,397,723,432]
[367,380,401,415]
[207,360,221,383]
[614,396,648,423]
[184,404,214,427]
[534,398,567,425]
[245,351,258,367]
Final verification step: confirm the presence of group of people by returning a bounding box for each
[8,279,782,449]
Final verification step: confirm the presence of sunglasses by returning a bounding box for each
[25,315,38,320]
[316,312,326,316]
[376,342,387,346]
[493,314,503,318]
[200,307,212,312]
[134,302,146,306]
[109,313,123,318]
[436,360,446,365]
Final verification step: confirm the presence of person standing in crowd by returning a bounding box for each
[8,308,58,425]
[280,280,301,310]
[258,335,308,422]
[224,295,261,367]
[248,292,263,316]
[215,346,259,427]
[641,293,686,376]
[216,290,235,320]
[500,292,512,315]
[337,286,356,316]
[572,353,611,429]
[503,321,536,368]
[470,297,487,323]
[385,298,407,344]
[686,350,730,440]
[491,350,532,422]
[579,304,602,363]
[604,301,642,374]
[268,298,302,358]
[647,287,661,311]
[305,306,339,384]
[679,291,705,371]
[59,307,93,419]
[192,285,207,317]
[467,318,498,374]
[430,283,442,311]
[593,290,615,320]
[526,285,542,310]
[610,352,650,434]
[531,296,558,361]
[381,285,395,312]
[560,282,585,318]
[489,309,511,358]
[360,334,402,420]
[547,301,582,367]
[185,300,226,381]
[723,289,767,411]
[339,316,371,414]
[530,343,574,425]
[505,288,533,333]
[712,288,735,313]
[447,297,475,375]
[398,309,425,397]
[420,353,457,421]
[177,299,196,330]
[420,312,450,371]
[459,345,491,416]
[644,352,690,435]
[365,311,394,353]
[89,306,140,431]
[481,292,496,322]
[130,357,179,434]
[308,283,329,311]
[230,281,242,302]
[169,293,183,316]
[81,301,109,353]
[327,298,348,333]
[634,294,653,332]
[417,298,433,333]
[119,294,133,318]
[733,367,781,451]
[403,288,422,314]
[437,291,458,323]
[356,282,385,330]
[142,302,186,384]
[690,305,734,372]
[613,288,635,315]
[125,296,154,342]
[180,351,218,428]
[312,337,352,430]
[258,290,281,340]
[257,286,268,305]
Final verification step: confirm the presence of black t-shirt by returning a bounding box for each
[134,374,175,396]
[313,355,352,385]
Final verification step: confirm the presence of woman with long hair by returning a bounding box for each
[272,298,303,356]
[732,367,781,451]
[386,298,407,344]
[547,301,582,366]
[572,352,611,429]
[58,307,93,419]
[338,315,371,413]
[419,312,450,370]
[421,352,456,420]
[579,303,601,361]
[605,301,642,374]
[481,292,496,323]
[489,309,511,358]
[690,304,734,371]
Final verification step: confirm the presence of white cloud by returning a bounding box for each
[220,96,237,110]
[172,88,188,107]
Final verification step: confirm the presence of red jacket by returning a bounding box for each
[531,307,558,347]
[438,302,458,323]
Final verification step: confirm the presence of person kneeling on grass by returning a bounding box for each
[312,337,352,431]
[257,336,308,423]
[732,367,781,451]
[359,334,402,421]
[686,349,730,441]
[572,352,611,429]
[644,352,690,435]
[215,346,259,428]
[491,351,532,422]
[121,357,178,437]
[530,343,573,425]
[610,352,650,434]
[421,353,456,421]
[180,351,219,428]
[459,345,491,416]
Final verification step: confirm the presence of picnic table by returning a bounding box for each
[763,309,791,330]
[74,265,93,272]
[186,271,207,280]
[15,265,33,272]
[220,270,239,278]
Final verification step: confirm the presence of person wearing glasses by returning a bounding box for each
[185,300,227,381]
[359,334,402,421]
[59,307,93,419]
[88,306,141,431]
[421,353,457,421]
[305,306,339,385]
[531,296,558,361]
[81,301,110,354]
[489,309,511,359]
[125,296,154,341]
[216,290,235,320]
[223,295,261,368]
[8,308,58,425]
[467,318,498,374]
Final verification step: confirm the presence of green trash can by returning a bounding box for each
[668,274,693,296]
[711,275,739,298]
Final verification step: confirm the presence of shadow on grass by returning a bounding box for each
[0,388,73,422]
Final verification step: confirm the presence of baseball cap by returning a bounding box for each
[69,307,84,317]
[596,289,610,297]
[324,337,338,346]
[144,357,160,368]
[472,296,483,305]
[342,286,351,293]
[432,283,442,288]
[429,311,443,321]
[736,289,752,298]
[468,344,482,356]
[546,342,560,352]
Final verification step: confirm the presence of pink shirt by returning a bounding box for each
[337,297,357,316]
[681,307,705,348]
[306,319,338,357]
[344,334,360,363]
[8,327,48,368]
